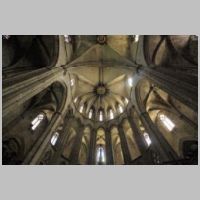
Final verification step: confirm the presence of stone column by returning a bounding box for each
[3,67,64,124]
[127,115,147,154]
[49,116,72,164]
[70,125,84,164]
[88,128,97,165]
[118,124,131,164]
[139,111,179,162]
[105,128,114,165]
[138,66,197,111]
[23,112,63,164]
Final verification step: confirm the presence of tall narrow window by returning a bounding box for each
[31,113,45,131]
[143,132,151,146]
[109,109,114,119]
[125,98,129,104]
[159,114,175,131]
[88,109,93,119]
[74,97,78,103]
[79,105,84,113]
[96,146,106,164]
[118,105,123,113]
[71,79,74,86]
[99,110,103,121]
[51,132,59,146]
[128,77,133,87]
[96,128,106,164]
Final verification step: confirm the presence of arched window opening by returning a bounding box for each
[128,77,133,87]
[136,79,197,159]
[70,79,74,86]
[125,98,129,105]
[99,110,103,121]
[2,81,65,165]
[131,108,151,147]
[74,97,78,103]
[118,104,123,113]
[79,105,84,113]
[88,109,93,119]
[143,132,151,146]
[159,114,175,131]
[31,113,45,131]
[51,132,59,146]
[96,145,106,164]
[109,109,114,120]
[96,128,106,164]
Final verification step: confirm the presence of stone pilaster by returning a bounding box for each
[127,115,147,154]
[70,125,84,164]
[105,128,114,165]
[118,124,131,164]
[139,111,179,162]
[138,66,197,111]
[88,129,97,165]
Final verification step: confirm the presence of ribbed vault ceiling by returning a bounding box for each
[67,35,137,121]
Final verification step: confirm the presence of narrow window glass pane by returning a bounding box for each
[74,97,78,103]
[110,109,114,119]
[51,132,59,146]
[31,113,45,130]
[118,105,123,113]
[128,77,133,87]
[159,114,175,131]
[125,98,129,104]
[31,120,41,130]
[88,109,93,119]
[99,111,103,121]
[79,105,84,113]
[96,146,106,164]
[143,132,151,146]
[71,79,74,86]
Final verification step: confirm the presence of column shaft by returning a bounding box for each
[118,125,131,164]
[105,128,114,165]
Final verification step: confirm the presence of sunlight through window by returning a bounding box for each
[74,97,78,103]
[143,132,151,146]
[71,79,74,86]
[79,105,84,113]
[88,109,93,119]
[118,105,123,113]
[159,114,175,131]
[99,110,103,121]
[128,77,133,87]
[109,109,114,119]
[96,146,106,164]
[125,98,129,104]
[51,132,59,146]
[31,113,45,131]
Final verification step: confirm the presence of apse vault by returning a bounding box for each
[2,35,198,165]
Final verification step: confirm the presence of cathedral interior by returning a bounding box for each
[2,35,198,165]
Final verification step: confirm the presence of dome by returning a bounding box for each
[70,66,133,121]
